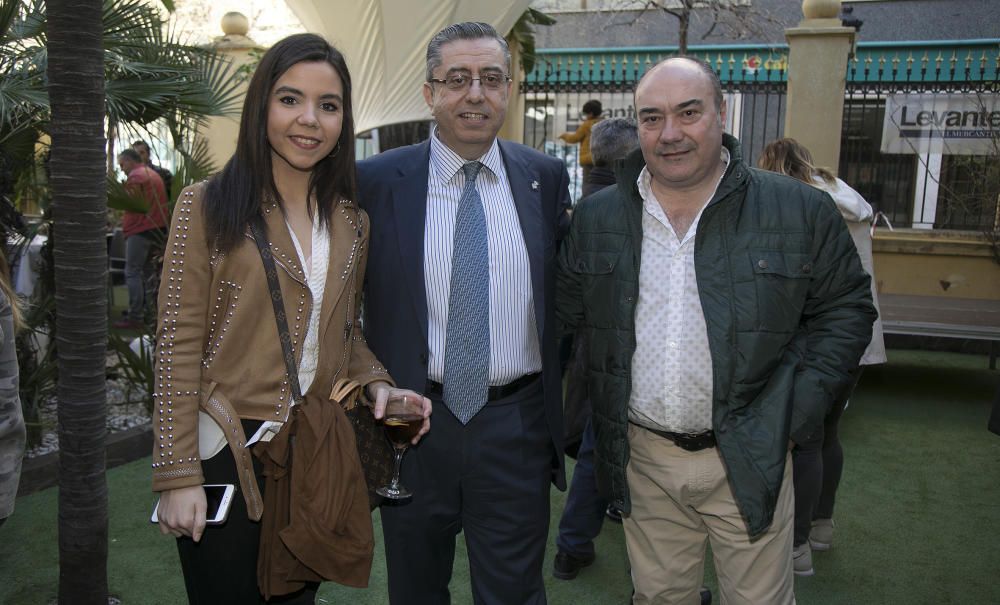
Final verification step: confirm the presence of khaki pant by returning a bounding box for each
[624,423,795,605]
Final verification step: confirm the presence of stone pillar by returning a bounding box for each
[498,35,525,145]
[202,12,263,168]
[783,0,855,174]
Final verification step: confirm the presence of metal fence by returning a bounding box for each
[523,41,1000,231]
[522,45,787,201]
[841,45,1000,230]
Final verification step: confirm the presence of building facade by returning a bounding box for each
[525,0,1000,233]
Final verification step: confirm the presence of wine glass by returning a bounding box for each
[376,394,423,499]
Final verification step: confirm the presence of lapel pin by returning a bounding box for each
[531,180,539,190]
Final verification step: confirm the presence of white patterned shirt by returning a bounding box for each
[424,131,542,385]
[628,149,730,433]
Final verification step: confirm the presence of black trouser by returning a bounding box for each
[175,419,317,604]
[381,378,552,605]
[792,367,865,546]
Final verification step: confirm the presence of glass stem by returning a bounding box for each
[389,447,406,488]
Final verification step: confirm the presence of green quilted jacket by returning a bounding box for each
[556,135,876,537]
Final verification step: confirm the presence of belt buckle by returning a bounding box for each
[672,431,712,451]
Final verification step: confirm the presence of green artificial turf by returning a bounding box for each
[1,349,997,604]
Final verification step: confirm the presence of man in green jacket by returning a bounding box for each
[556,57,876,604]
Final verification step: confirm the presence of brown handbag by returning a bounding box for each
[331,379,393,510]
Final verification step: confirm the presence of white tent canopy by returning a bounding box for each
[284,0,532,134]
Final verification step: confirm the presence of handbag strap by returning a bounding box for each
[249,216,304,406]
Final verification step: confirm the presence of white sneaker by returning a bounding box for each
[809,518,834,551]
[793,542,814,576]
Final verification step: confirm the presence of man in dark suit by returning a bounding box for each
[358,21,570,605]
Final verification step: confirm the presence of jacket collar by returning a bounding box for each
[712,134,750,203]
[259,199,307,287]
[317,200,365,349]
[254,197,366,361]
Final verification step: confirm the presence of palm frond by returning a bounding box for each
[0,125,41,201]
[102,0,163,47]
[99,0,243,128]
[0,70,47,116]
[104,51,191,79]
[0,59,46,159]
[509,7,557,75]
[174,51,244,120]
[105,75,192,124]
[0,116,42,158]
[106,173,151,213]
[4,0,45,45]
[526,7,557,26]
[3,0,246,219]
[0,0,21,42]
[169,134,218,199]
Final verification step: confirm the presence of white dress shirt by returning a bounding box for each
[424,131,542,385]
[628,149,730,434]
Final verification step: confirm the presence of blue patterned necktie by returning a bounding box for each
[443,161,490,424]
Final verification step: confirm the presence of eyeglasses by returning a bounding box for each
[428,72,511,92]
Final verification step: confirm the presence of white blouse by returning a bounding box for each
[287,217,330,394]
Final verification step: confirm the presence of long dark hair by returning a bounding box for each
[204,33,357,253]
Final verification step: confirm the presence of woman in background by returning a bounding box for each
[559,99,604,191]
[0,247,25,528]
[759,137,887,577]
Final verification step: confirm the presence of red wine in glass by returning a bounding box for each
[377,395,422,499]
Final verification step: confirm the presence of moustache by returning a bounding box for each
[655,145,694,155]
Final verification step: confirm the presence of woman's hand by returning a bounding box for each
[368,381,432,445]
[156,485,207,542]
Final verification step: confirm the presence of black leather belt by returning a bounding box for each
[425,372,540,402]
[634,422,716,451]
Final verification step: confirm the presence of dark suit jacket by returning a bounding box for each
[358,138,569,489]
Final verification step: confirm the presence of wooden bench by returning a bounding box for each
[878,294,1000,369]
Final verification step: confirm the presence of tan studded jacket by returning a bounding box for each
[151,183,392,516]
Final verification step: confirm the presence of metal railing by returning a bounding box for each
[842,41,1000,230]
[522,44,788,199]
[523,40,1000,230]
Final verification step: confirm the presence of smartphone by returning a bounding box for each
[150,484,236,525]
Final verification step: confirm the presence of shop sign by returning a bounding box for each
[881,93,1000,155]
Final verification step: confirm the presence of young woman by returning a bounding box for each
[151,34,430,603]
[759,138,886,577]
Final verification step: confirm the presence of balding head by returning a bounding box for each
[637,56,723,111]
[634,56,728,194]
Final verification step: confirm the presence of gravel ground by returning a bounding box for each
[24,353,152,459]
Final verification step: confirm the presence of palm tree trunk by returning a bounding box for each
[46,1,110,603]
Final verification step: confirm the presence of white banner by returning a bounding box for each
[881,93,1000,155]
[284,0,533,134]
